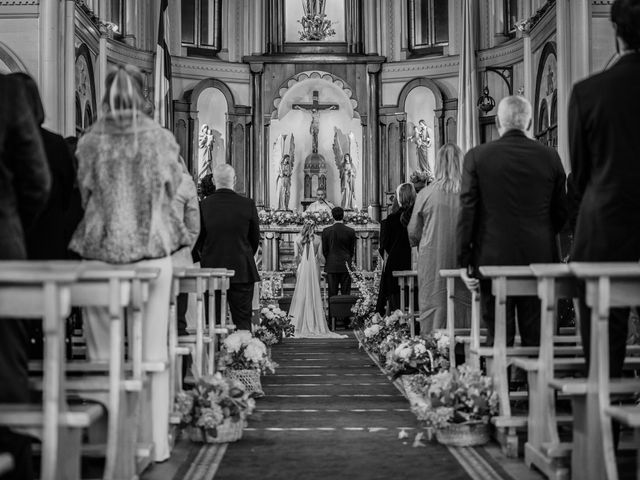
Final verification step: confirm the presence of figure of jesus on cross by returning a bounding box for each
[293,90,338,154]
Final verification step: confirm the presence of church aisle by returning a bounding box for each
[211,334,502,480]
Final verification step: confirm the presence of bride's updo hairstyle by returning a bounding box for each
[300,219,316,249]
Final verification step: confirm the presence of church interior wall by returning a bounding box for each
[0,18,39,77]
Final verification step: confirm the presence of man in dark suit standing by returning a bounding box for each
[569,0,640,379]
[198,164,260,331]
[458,95,567,346]
[0,73,50,480]
[322,207,356,297]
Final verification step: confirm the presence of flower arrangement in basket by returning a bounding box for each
[260,303,294,341]
[218,331,277,397]
[361,310,411,359]
[422,331,454,372]
[174,373,256,443]
[384,337,436,380]
[412,365,499,446]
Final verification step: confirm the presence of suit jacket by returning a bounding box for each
[26,128,76,260]
[379,209,412,291]
[569,52,640,262]
[457,129,568,270]
[0,74,50,260]
[322,222,356,273]
[198,188,260,284]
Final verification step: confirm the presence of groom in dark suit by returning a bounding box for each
[322,207,356,297]
[198,164,260,331]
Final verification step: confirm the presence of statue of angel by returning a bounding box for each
[332,128,360,210]
[408,119,432,176]
[273,133,295,211]
[198,124,215,177]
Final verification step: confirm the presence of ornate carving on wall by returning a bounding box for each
[271,71,360,119]
[534,41,558,148]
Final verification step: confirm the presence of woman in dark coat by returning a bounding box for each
[375,183,416,315]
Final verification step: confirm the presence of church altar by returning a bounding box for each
[260,223,380,272]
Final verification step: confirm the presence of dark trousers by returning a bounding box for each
[480,280,541,347]
[327,272,351,297]
[228,282,254,331]
[176,293,189,335]
[0,319,33,480]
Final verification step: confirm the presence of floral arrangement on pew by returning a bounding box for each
[174,373,256,443]
[347,260,382,329]
[259,303,294,342]
[218,331,277,397]
[411,365,499,447]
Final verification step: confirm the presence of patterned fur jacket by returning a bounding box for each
[69,110,190,263]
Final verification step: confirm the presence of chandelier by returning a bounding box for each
[298,0,336,41]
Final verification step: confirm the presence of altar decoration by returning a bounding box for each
[259,304,294,342]
[258,208,372,226]
[218,331,277,397]
[259,271,285,301]
[174,373,255,443]
[298,0,336,41]
[411,365,498,446]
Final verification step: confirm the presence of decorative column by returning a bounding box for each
[40,0,62,131]
[523,32,533,107]
[261,231,280,272]
[556,0,572,171]
[64,0,76,136]
[367,63,382,221]
[250,62,265,207]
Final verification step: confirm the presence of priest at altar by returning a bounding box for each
[306,188,334,213]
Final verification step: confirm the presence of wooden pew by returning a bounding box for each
[478,265,588,457]
[514,263,580,480]
[29,265,161,478]
[0,261,90,480]
[439,269,481,368]
[206,268,235,370]
[549,262,640,480]
[392,270,418,336]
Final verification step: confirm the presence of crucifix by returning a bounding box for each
[293,90,339,154]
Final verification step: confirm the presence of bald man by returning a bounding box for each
[197,164,260,331]
[457,95,568,347]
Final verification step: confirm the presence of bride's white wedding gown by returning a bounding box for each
[289,239,347,339]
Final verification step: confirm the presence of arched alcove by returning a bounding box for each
[268,71,363,211]
[0,41,28,73]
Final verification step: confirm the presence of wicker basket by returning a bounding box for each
[224,368,264,397]
[186,419,244,444]
[434,420,490,447]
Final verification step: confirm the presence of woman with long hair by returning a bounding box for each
[289,220,345,338]
[69,64,188,462]
[408,143,471,333]
[376,182,416,315]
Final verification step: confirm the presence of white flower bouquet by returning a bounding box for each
[385,337,435,379]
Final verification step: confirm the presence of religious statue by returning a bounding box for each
[273,133,295,211]
[408,119,432,175]
[198,124,215,177]
[293,90,338,154]
[332,127,360,211]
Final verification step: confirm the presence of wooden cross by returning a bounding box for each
[293,90,338,153]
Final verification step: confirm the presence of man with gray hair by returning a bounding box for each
[197,163,260,331]
[457,95,567,347]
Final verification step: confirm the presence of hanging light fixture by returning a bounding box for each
[477,71,496,114]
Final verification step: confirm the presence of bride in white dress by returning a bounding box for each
[289,221,346,338]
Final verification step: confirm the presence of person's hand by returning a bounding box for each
[460,267,479,291]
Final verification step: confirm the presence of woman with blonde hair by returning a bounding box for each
[376,182,416,315]
[408,143,471,333]
[70,64,189,462]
